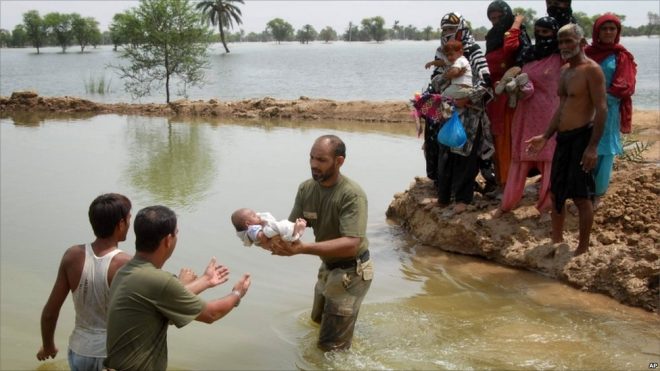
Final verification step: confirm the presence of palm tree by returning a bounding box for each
[196,0,244,53]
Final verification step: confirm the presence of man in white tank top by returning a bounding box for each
[37,193,133,370]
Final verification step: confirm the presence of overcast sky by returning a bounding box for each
[1,1,658,34]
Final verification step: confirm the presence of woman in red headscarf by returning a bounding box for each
[585,13,637,209]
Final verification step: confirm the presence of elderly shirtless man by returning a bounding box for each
[527,23,607,256]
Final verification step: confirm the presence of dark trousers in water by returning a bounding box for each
[436,125,483,204]
[423,117,440,182]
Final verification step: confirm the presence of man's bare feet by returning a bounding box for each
[574,246,589,256]
[593,197,602,211]
[453,203,467,214]
[178,268,197,285]
[491,208,505,219]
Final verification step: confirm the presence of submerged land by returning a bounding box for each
[2,91,658,312]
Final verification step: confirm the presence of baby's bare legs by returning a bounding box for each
[293,218,307,237]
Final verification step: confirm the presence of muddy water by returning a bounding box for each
[1,114,657,370]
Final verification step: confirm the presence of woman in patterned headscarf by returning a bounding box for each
[484,0,532,189]
[494,16,562,218]
[422,12,495,214]
[585,13,637,209]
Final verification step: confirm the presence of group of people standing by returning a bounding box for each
[419,0,636,256]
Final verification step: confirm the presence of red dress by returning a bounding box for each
[485,28,520,186]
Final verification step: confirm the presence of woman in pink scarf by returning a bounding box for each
[585,13,637,209]
[493,17,562,218]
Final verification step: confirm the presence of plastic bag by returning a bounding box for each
[437,109,467,148]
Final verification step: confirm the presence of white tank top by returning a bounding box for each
[68,244,122,357]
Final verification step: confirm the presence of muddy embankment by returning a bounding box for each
[2,91,659,312]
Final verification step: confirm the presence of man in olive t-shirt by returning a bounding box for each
[105,205,251,370]
[268,135,374,351]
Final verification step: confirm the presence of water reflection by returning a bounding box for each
[1,111,98,127]
[123,116,216,211]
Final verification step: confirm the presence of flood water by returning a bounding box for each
[0,113,657,370]
[1,38,658,109]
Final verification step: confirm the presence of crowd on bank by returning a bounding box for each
[413,0,636,256]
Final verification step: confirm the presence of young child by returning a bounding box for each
[231,208,306,247]
[425,40,474,100]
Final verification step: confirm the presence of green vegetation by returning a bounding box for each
[620,137,653,163]
[296,25,317,44]
[2,6,658,48]
[83,73,113,94]
[196,0,244,53]
[113,0,211,103]
[266,18,294,44]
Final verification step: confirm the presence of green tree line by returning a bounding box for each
[2,6,658,50]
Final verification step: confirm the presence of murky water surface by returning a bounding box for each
[1,114,657,370]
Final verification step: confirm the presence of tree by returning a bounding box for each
[361,16,386,42]
[512,7,536,34]
[44,12,73,52]
[318,26,337,43]
[0,29,11,47]
[109,11,143,51]
[422,26,434,41]
[114,0,212,103]
[22,10,47,54]
[196,0,244,53]
[391,20,402,40]
[647,11,660,36]
[344,21,356,42]
[11,25,28,47]
[296,24,317,44]
[71,14,100,52]
[266,18,293,43]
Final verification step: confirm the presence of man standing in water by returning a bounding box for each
[268,135,373,351]
[527,23,607,256]
[37,193,132,369]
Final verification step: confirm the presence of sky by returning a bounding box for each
[1,0,658,34]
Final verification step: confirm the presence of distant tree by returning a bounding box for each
[318,26,337,43]
[71,14,100,52]
[422,26,434,41]
[296,24,317,44]
[0,29,11,47]
[196,0,244,53]
[472,26,488,41]
[109,11,143,51]
[114,0,212,103]
[343,21,356,41]
[44,12,73,52]
[22,10,47,53]
[361,16,386,42]
[404,24,419,40]
[512,7,536,33]
[266,18,293,43]
[11,25,28,47]
[391,20,402,40]
[647,11,660,36]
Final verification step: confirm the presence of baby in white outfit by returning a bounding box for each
[231,208,306,247]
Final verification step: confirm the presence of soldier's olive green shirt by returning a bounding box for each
[105,257,205,371]
[289,175,368,265]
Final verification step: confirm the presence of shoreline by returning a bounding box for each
[2,91,658,312]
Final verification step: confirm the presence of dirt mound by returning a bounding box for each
[386,163,660,312]
[0,91,412,122]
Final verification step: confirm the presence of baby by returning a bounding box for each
[231,208,306,247]
[425,39,474,100]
